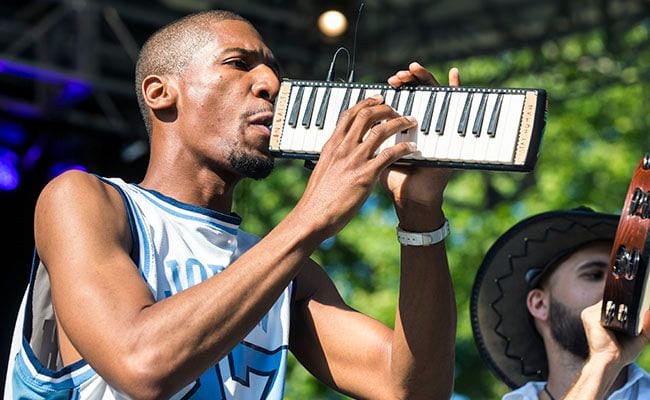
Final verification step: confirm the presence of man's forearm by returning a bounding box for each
[390,208,456,399]
[564,356,621,400]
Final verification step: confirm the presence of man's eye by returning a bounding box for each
[228,59,249,69]
[583,271,605,281]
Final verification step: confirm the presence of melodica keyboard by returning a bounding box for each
[270,79,547,172]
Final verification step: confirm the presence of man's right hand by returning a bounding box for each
[292,94,418,239]
[564,302,650,399]
[581,301,650,369]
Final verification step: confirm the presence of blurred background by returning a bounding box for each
[1,0,650,398]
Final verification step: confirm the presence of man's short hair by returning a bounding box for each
[135,10,254,136]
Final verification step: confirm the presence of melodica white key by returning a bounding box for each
[270,79,548,172]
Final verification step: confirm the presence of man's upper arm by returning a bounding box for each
[34,171,155,370]
[290,259,394,399]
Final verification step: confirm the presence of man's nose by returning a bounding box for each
[252,65,280,102]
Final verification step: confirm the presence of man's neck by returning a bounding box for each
[139,165,238,214]
[544,348,628,399]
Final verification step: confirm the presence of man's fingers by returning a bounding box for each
[345,104,402,144]
[449,67,461,87]
[580,302,602,333]
[371,141,417,171]
[362,116,417,150]
[409,62,438,85]
[333,94,386,142]
[387,63,439,88]
[387,75,405,87]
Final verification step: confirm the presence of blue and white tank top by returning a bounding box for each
[5,177,293,399]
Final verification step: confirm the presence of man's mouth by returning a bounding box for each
[249,112,274,134]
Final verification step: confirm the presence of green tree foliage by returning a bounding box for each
[233,19,650,399]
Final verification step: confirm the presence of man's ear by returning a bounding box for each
[527,288,550,322]
[142,75,177,111]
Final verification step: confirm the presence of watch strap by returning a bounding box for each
[396,220,450,246]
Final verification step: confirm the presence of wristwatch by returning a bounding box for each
[396,220,450,246]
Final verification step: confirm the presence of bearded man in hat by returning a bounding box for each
[471,207,650,400]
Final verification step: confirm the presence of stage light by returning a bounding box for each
[318,10,348,38]
[21,139,45,170]
[57,81,92,107]
[121,140,148,163]
[48,161,86,180]
[0,147,20,191]
[0,58,92,118]
[0,121,26,147]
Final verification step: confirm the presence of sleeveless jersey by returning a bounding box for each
[5,177,293,399]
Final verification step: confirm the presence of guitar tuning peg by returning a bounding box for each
[643,152,650,170]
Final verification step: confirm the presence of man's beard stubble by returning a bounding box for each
[228,149,274,180]
[549,298,590,360]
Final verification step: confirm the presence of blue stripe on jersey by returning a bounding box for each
[20,338,89,380]
[134,184,241,233]
[97,176,143,269]
[229,342,288,396]
[23,251,40,341]
[14,341,95,392]
[208,343,288,400]
[98,177,152,278]
[125,201,152,278]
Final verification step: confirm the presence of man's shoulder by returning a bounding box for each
[36,171,126,212]
[629,362,650,378]
[615,363,650,397]
[501,381,544,400]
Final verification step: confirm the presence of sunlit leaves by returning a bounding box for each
[235,19,650,399]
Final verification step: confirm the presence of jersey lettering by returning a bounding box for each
[163,258,226,296]
[207,342,286,400]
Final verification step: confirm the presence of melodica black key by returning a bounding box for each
[338,87,352,120]
[301,86,318,128]
[391,89,401,110]
[315,86,332,129]
[435,92,452,134]
[457,92,474,136]
[487,93,504,137]
[356,87,366,103]
[420,91,437,135]
[287,85,304,128]
[270,79,548,172]
[403,89,415,117]
[472,93,488,136]
[400,89,415,133]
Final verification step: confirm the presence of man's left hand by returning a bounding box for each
[381,63,460,229]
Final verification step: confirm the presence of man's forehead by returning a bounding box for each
[207,19,270,53]
[553,241,612,274]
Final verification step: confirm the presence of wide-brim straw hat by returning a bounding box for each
[470,207,619,389]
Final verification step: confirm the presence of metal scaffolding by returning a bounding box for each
[0,0,648,141]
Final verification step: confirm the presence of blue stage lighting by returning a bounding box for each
[0,147,20,191]
[57,81,92,106]
[48,160,87,180]
[0,121,26,147]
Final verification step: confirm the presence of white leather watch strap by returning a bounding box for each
[396,220,450,246]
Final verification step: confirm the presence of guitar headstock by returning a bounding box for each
[601,153,650,335]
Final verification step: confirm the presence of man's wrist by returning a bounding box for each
[394,202,445,232]
[565,355,621,400]
[586,353,623,373]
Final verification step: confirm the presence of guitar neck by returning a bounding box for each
[601,153,650,335]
